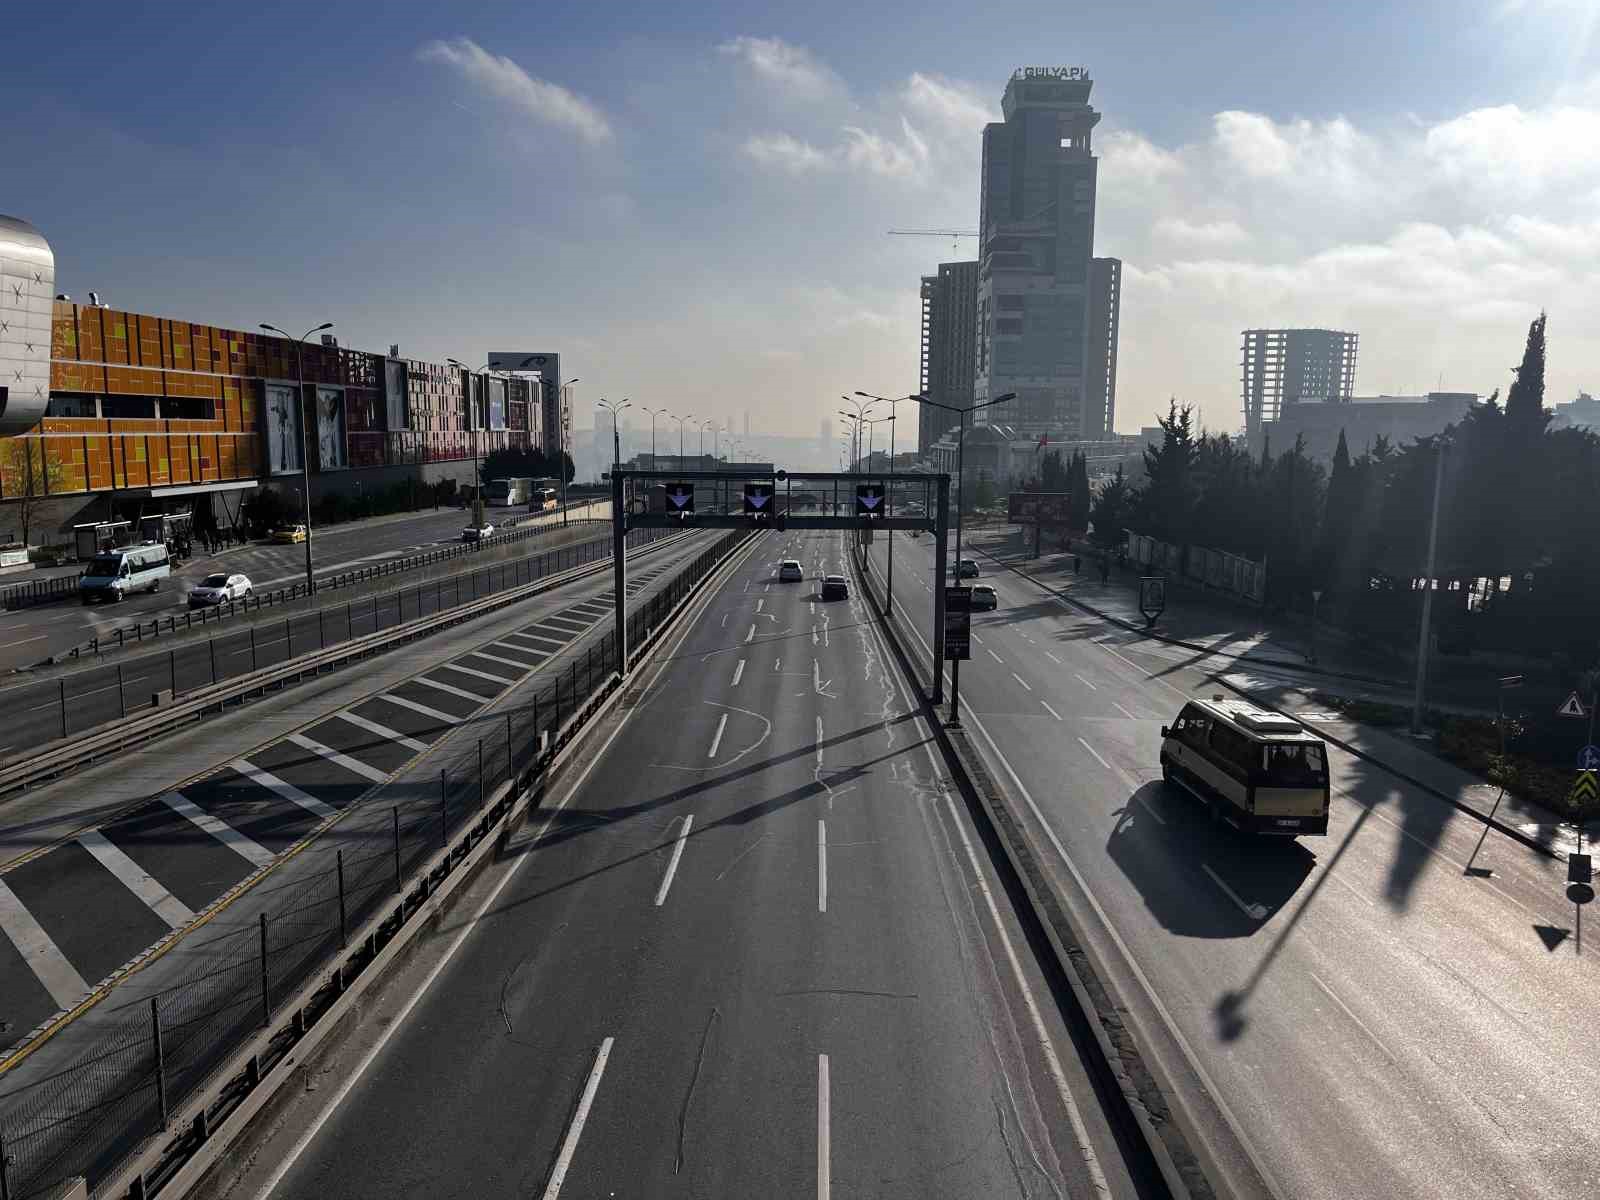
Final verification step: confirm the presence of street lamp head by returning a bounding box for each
[314,322,334,332]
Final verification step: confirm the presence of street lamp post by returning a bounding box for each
[596,399,631,473]
[669,414,692,468]
[259,321,332,594]
[867,389,1014,725]
[447,358,513,528]
[641,406,669,469]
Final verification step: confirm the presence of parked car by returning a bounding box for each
[272,524,308,544]
[778,559,804,582]
[461,524,496,543]
[954,558,980,578]
[188,572,253,607]
[970,583,998,611]
[821,574,849,601]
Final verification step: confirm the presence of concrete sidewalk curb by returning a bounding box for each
[974,540,1411,691]
[853,544,1275,1200]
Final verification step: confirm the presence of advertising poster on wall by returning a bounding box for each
[488,376,506,431]
[384,359,408,430]
[265,383,302,474]
[317,386,347,470]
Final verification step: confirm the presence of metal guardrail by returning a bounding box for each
[0,526,681,802]
[0,529,752,1200]
[0,572,80,612]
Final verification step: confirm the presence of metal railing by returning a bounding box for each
[0,529,750,1200]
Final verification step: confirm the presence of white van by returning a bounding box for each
[79,543,171,604]
[1159,695,1330,836]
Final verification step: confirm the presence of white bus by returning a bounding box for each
[79,542,171,604]
[1159,696,1330,836]
[485,477,535,507]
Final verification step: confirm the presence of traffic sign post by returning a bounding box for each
[1579,746,1600,772]
[856,483,885,518]
[943,586,971,662]
[1138,576,1166,628]
[1558,691,1588,718]
[743,481,774,521]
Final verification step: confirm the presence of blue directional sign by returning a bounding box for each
[856,483,885,517]
[744,482,774,518]
[664,482,695,517]
[1578,745,1600,772]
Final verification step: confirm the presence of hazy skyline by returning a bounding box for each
[3,0,1597,439]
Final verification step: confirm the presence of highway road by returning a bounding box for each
[0,519,643,760]
[868,530,1600,1200]
[0,500,607,671]
[234,530,1151,1200]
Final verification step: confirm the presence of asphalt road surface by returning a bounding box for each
[870,530,1600,1200]
[0,501,607,672]
[0,521,642,761]
[248,530,1144,1200]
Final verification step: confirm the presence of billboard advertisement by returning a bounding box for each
[1008,492,1072,523]
[384,359,408,430]
[316,386,347,470]
[264,383,302,474]
[487,351,556,376]
[488,376,506,431]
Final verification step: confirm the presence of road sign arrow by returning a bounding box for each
[1570,771,1599,804]
[861,493,881,510]
[669,490,691,509]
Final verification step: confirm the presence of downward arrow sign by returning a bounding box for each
[669,490,691,508]
[748,492,770,509]
[860,493,882,510]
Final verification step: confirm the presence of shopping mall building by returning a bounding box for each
[0,215,569,546]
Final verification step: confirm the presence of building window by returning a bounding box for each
[46,393,98,418]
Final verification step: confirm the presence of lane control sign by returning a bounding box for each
[856,483,885,518]
[665,483,695,518]
[944,586,972,661]
[744,482,774,519]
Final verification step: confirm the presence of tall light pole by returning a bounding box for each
[1411,438,1448,735]
[641,406,669,469]
[596,398,631,474]
[699,418,715,466]
[259,321,332,594]
[669,413,692,467]
[871,389,1015,725]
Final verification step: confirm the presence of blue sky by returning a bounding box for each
[3,0,1598,438]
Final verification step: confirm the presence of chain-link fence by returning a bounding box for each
[0,528,747,1200]
[0,526,676,766]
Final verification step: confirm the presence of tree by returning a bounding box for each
[1505,311,1549,438]
[0,438,67,547]
[1069,451,1091,531]
[1130,400,1198,545]
[1315,430,1356,588]
[1039,449,1069,493]
[1089,464,1130,549]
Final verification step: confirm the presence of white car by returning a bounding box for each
[461,524,496,543]
[188,572,252,607]
[778,559,804,582]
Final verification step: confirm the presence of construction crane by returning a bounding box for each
[888,229,979,254]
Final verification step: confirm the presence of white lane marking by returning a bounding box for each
[410,675,493,704]
[516,632,567,650]
[232,758,339,819]
[377,692,461,725]
[436,662,517,686]
[708,713,729,759]
[334,710,429,754]
[0,877,92,1008]
[1112,701,1140,721]
[654,814,695,907]
[78,829,195,928]
[285,733,391,785]
[1202,863,1270,920]
[757,598,765,612]
[473,648,539,669]
[1135,794,1168,826]
[1045,651,1062,664]
[542,1037,617,1199]
[161,791,275,867]
[1074,673,1098,691]
[1010,672,1033,692]
[1310,973,1396,1062]
[745,623,757,644]
[1041,700,1063,722]
[493,638,549,659]
[721,613,729,628]
[973,634,985,644]
[731,658,746,687]
[818,819,828,912]
[986,648,1003,664]
[818,1053,831,1200]
[1076,737,1111,771]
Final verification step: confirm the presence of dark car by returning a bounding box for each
[970,583,998,611]
[821,574,848,600]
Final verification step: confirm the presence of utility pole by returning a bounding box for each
[1410,440,1447,734]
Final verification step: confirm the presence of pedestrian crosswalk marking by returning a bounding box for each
[159,792,276,866]
[285,734,391,785]
[77,830,195,929]
[376,692,462,725]
[0,877,91,1008]
[410,675,493,703]
[231,760,338,820]
[333,710,429,754]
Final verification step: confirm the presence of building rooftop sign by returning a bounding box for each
[1012,66,1090,81]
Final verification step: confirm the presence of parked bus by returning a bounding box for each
[1159,696,1330,835]
[79,542,171,604]
[485,477,535,507]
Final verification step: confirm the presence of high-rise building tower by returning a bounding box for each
[974,67,1104,437]
[1240,328,1358,437]
[918,260,979,453]
[1086,256,1121,437]
[744,411,751,437]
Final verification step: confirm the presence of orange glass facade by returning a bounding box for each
[0,300,535,505]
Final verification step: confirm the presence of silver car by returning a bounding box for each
[188,572,252,607]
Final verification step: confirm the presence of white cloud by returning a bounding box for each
[841,118,929,179]
[741,132,831,174]
[418,37,613,144]
[899,73,996,137]
[1154,217,1250,247]
[717,36,842,102]
[1099,130,1182,181]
